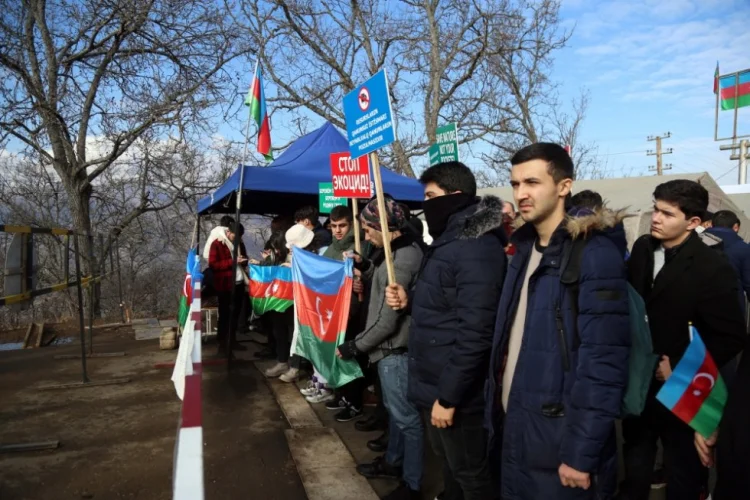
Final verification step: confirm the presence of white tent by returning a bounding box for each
[478,172,750,247]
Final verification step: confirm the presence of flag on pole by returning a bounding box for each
[249,265,293,315]
[177,248,199,329]
[713,62,719,94]
[718,71,750,111]
[244,62,273,161]
[656,325,728,438]
[291,249,362,388]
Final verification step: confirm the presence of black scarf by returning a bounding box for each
[423,193,475,239]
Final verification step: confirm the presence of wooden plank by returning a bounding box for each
[54,352,126,360]
[0,441,60,453]
[39,378,131,390]
[34,322,45,348]
[22,323,34,349]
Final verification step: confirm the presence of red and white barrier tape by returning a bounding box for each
[173,281,204,500]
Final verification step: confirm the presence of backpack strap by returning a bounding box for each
[560,237,588,348]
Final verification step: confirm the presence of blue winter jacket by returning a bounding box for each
[485,209,631,499]
[407,195,508,414]
[705,227,750,305]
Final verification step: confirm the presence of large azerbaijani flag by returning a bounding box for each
[718,71,750,111]
[244,61,273,161]
[177,248,200,329]
[656,325,728,438]
[291,249,363,388]
[248,265,293,315]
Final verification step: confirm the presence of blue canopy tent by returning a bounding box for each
[197,121,424,215]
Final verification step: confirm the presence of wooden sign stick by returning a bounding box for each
[368,152,396,285]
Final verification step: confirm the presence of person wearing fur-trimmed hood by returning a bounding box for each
[387,162,508,500]
[485,143,630,499]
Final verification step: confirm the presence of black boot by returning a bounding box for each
[355,412,388,432]
[367,431,388,452]
[381,483,421,500]
[356,455,401,481]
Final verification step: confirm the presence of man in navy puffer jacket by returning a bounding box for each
[485,143,631,499]
[706,210,750,309]
[386,161,507,500]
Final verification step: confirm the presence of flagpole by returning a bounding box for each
[733,72,740,141]
[227,57,259,367]
[714,65,720,142]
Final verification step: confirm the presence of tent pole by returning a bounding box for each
[227,164,246,370]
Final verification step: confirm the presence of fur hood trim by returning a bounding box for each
[460,195,506,239]
[511,206,632,241]
[564,207,632,240]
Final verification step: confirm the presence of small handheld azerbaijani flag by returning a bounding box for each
[244,61,273,161]
[248,265,293,315]
[177,248,199,329]
[656,325,728,438]
[291,249,363,388]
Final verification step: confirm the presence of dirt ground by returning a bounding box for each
[0,335,306,500]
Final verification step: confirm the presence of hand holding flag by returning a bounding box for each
[656,325,728,438]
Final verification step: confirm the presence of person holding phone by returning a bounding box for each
[206,221,249,356]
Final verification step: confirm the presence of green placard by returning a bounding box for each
[319,182,347,214]
[428,123,459,166]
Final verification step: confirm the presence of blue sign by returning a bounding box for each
[342,69,396,158]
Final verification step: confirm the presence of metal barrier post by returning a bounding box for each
[115,239,125,324]
[72,234,89,383]
[87,234,95,355]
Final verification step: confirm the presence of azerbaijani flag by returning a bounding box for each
[249,265,293,315]
[713,61,719,94]
[718,71,750,111]
[244,61,273,160]
[177,249,200,329]
[291,249,362,388]
[656,326,728,438]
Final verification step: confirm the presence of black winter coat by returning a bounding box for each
[627,232,746,369]
[715,335,750,500]
[407,195,507,414]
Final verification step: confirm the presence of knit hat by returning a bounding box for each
[285,223,315,249]
[361,196,407,232]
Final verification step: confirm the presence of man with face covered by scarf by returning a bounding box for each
[386,161,508,500]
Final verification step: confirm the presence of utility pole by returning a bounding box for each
[647,132,673,175]
[720,139,750,184]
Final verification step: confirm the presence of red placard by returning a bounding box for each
[330,152,372,198]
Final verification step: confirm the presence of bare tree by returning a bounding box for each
[478,0,604,185]
[0,0,244,313]
[235,0,518,177]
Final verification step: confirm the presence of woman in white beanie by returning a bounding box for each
[264,224,322,382]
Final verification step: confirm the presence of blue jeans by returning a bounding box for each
[378,353,424,491]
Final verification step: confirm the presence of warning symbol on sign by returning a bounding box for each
[358,87,370,112]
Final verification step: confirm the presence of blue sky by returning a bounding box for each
[554,0,750,184]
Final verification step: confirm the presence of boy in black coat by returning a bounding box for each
[622,180,746,500]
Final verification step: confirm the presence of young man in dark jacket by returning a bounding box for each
[387,162,507,500]
[622,180,746,500]
[295,205,332,247]
[338,197,425,500]
[706,210,750,307]
[485,143,630,499]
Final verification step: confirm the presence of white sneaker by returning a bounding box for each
[299,379,317,397]
[264,362,288,378]
[279,367,300,383]
[306,388,335,404]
